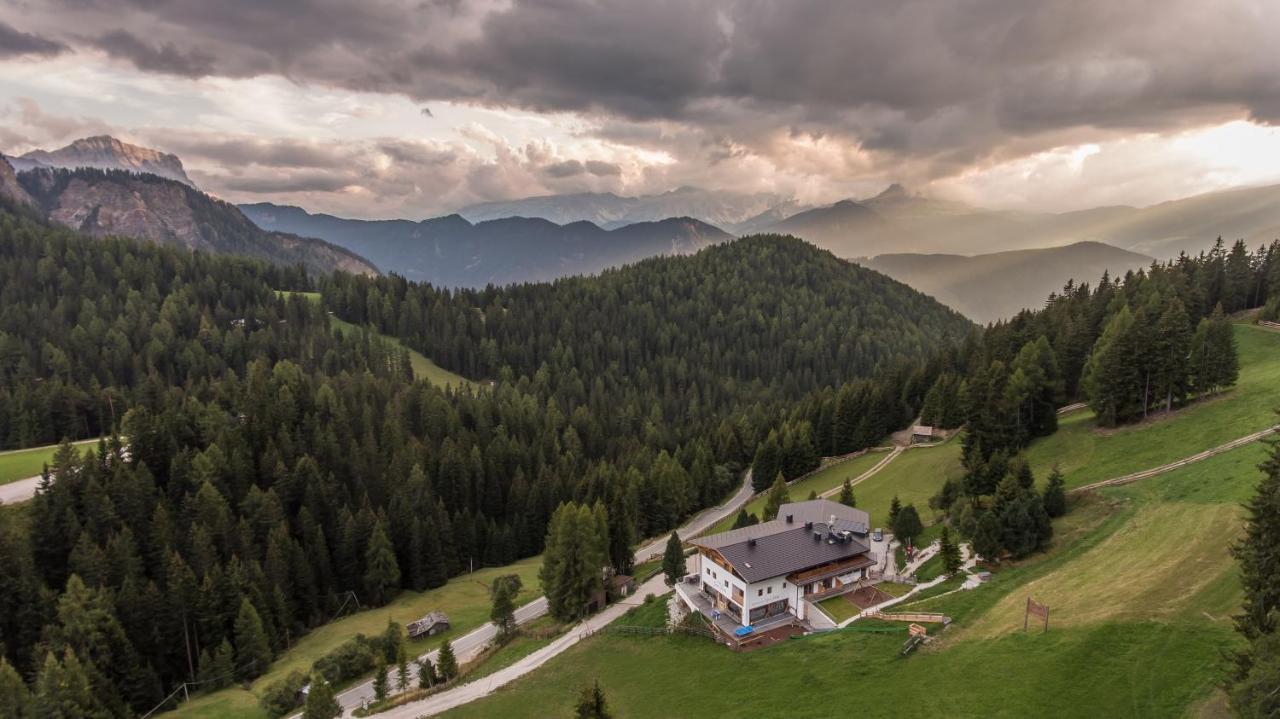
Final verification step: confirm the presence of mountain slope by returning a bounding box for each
[241,202,732,286]
[0,156,34,208]
[17,168,377,276]
[865,241,1153,323]
[456,186,788,229]
[766,199,898,257]
[14,135,193,185]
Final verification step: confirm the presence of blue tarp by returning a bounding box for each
[734,625,754,637]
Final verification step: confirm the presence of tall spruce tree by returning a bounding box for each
[663,531,685,587]
[838,478,856,507]
[233,599,272,681]
[1230,432,1280,716]
[575,679,614,719]
[762,473,790,522]
[302,673,341,719]
[363,521,401,607]
[437,639,458,682]
[939,526,962,576]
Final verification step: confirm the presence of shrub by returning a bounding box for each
[311,634,378,686]
[259,670,307,716]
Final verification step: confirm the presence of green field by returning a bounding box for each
[276,290,477,390]
[440,405,1274,719]
[1026,323,1280,490]
[0,438,99,485]
[174,556,543,718]
[704,452,886,535]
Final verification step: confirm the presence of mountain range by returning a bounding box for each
[863,241,1153,324]
[240,202,731,287]
[457,186,796,230]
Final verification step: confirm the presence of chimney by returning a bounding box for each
[812,531,821,542]
[748,538,757,548]
[785,514,793,524]
[804,521,813,530]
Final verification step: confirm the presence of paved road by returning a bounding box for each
[376,565,681,718]
[0,475,42,505]
[323,469,753,717]
[322,597,550,717]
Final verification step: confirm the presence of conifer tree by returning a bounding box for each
[838,479,856,508]
[1151,297,1192,412]
[888,495,902,527]
[1042,466,1067,518]
[33,649,109,719]
[302,673,340,719]
[751,435,780,493]
[939,526,962,576]
[972,510,1002,562]
[417,657,436,689]
[892,505,923,548]
[490,574,523,636]
[731,508,758,529]
[363,520,401,607]
[575,679,613,719]
[396,645,410,692]
[372,656,388,701]
[1230,433,1280,710]
[663,531,684,587]
[0,656,32,719]
[437,639,458,682]
[233,598,272,681]
[762,473,790,521]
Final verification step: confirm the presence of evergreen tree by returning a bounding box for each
[1151,297,1192,412]
[490,574,523,636]
[1190,304,1239,395]
[731,508,758,529]
[888,495,902,527]
[1083,306,1141,427]
[363,521,401,607]
[1230,433,1280,697]
[396,645,410,692]
[372,656,388,701]
[605,490,635,576]
[417,657,436,689]
[33,649,109,719]
[892,505,923,548]
[233,598,272,681]
[1042,466,1067,518]
[541,503,608,622]
[574,679,613,719]
[663,531,685,587]
[939,526,962,576]
[0,657,32,719]
[762,473,790,522]
[838,479,856,508]
[302,673,341,719]
[972,510,1002,562]
[437,639,458,682]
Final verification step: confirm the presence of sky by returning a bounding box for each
[2,0,1280,220]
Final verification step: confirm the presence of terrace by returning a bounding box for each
[675,580,801,643]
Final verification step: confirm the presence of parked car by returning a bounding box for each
[872,528,883,542]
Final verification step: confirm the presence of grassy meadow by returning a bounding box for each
[0,438,99,485]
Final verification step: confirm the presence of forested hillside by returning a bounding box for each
[0,216,973,715]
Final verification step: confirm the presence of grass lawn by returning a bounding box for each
[854,441,965,529]
[878,581,914,598]
[462,617,566,684]
[0,438,99,485]
[276,290,476,390]
[817,595,862,623]
[1025,323,1280,490]
[913,552,946,582]
[174,556,543,718]
[704,452,884,535]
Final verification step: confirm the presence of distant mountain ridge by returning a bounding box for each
[12,135,193,186]
[11,162,376,276]
[241,202,732,287]
[864,241,1153,323]
[457,186,795,230]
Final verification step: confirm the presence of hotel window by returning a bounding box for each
[757,589,763,597]
[767,587,773,594]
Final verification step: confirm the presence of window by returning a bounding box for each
[767,587,773,595]
[757,589,763,597]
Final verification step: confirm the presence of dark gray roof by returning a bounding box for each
[709,524,870,584]
[695,499,870,551]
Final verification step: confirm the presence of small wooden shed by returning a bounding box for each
[407,611,450,639]
[911,425,935,443]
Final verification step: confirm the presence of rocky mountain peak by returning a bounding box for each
[16,135,193,186]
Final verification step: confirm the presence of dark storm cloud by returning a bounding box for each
[543,159,584,178]
[89,30,216,77]
[154,135,349,169]
[0,20,67,58]
[10,0,1280,178]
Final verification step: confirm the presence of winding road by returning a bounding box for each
[318,469,754,718]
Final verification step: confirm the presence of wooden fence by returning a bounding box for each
[1070,424,1280,494]
[867,611,950,624]
[603,624,716,640]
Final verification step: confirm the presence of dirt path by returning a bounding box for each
[1070,424,1280,494]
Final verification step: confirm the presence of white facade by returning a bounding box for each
[696,553,805,624]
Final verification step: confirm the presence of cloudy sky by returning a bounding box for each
[3,0,1280,219]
